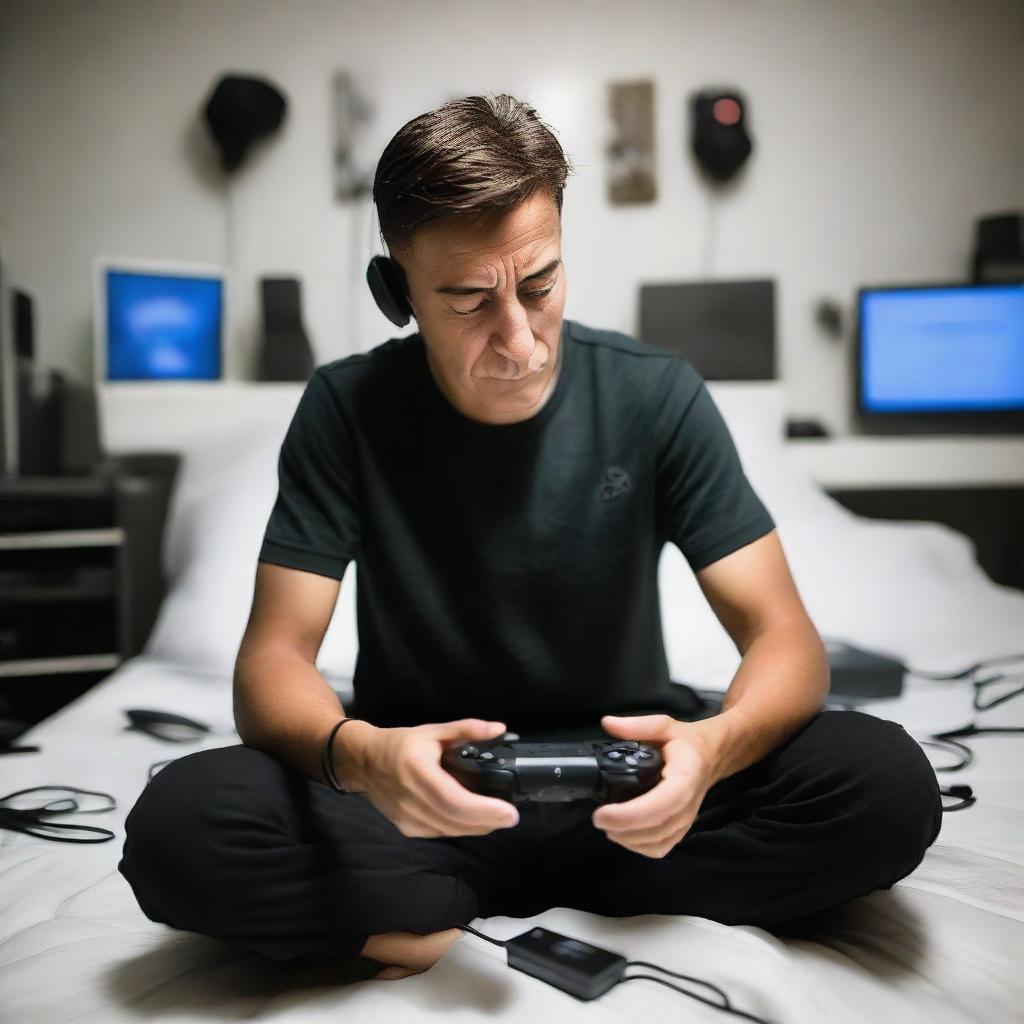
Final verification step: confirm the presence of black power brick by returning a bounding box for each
[505,926,627,1000]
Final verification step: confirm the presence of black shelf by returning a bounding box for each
[0,457,181,730]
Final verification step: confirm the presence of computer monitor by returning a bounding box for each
[855,281,1024,435]
[93,258,225,384]
[638,279,776,381]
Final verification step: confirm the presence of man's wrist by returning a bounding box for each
[330,718,379,793]
[671,707,750,788]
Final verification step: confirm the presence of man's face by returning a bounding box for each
[394,189,566,425]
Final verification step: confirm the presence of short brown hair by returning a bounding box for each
[373,93,574,257]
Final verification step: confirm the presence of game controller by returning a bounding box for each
[441,738,664,804]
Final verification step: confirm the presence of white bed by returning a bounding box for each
[1,378,1022,1024]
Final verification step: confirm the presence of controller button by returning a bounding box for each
[478,751,495,760]
[624,754,639,766]
[607,750,624,760]
[618,741,640,750]
[637,750,653,759]
[460,745,479,758]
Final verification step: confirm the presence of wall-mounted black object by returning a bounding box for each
[257,277,315,381]
[786,418,831,438]
[203,74,287,174]
[971,212,1024,283]
[638,278,775,381]
[13,288,33,360]
[814,298,845,339]
[689,89,753,182]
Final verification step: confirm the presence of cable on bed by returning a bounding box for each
[906,649,1024,681]
[0,786,116,843]
[899,651,1024,811]
[457,923,774,1021]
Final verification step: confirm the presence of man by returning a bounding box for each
[118,94,943,982]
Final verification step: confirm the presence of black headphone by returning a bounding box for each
[366,254,415,328]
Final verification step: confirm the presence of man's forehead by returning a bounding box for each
[408,199,560,285]
[433,253,561,295]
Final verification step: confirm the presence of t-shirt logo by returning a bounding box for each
[598,465,632,501]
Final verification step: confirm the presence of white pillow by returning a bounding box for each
[144,430,360,679]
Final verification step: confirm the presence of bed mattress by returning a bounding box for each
[1,654,1022,1023]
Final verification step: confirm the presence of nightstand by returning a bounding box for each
[0,453,180,729]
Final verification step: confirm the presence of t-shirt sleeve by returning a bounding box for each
[654,358,776,572]
[258,368,361,580]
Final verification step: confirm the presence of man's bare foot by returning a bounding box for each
[360,927,462,980]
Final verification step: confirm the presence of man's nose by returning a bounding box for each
[490,301,536,363]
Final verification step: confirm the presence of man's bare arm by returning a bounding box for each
[233,561,376,786]
[684,531,830,785]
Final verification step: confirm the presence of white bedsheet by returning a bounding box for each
[3,378,1022,1021]
[1,650,1022,1024]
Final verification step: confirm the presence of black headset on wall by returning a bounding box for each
[366,253,415,328]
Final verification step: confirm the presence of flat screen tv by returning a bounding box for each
[93,258,225,384]
[855,281,1024,434]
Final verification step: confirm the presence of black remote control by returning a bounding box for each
[441,738,663,804]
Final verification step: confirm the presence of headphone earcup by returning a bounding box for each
[366,255,414,328]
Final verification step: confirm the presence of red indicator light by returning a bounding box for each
[713,98,741,126]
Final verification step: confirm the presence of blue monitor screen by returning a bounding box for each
[105,269,222,381]
[860,284,1024,412]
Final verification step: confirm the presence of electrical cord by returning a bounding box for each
[458,924,771,1021]
[896,651,1023,811]
[0,786,116,843]
[906,650,1024,681]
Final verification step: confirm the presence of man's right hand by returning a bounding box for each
[338,718,520,838]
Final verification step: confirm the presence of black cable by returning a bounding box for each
[148,758,178,783]
[626,958,732,1005]
[973,676,1024,712]
[616,973,772,1022]
[0,786,117,843]
[906,650,1024,681]
[458,924,772,1020]
[881,660,1024,810]
[458,923,506,947]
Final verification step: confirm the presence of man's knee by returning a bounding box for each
[118,744,285,925]
[823,711,943,881]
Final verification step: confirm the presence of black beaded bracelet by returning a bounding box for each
[321,717,359,793]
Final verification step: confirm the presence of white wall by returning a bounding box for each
[1,0,1021,436]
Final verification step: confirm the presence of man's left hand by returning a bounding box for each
[592,713,719,859]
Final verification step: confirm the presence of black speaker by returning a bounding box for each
[690,89,753,182]
[13,289,34,359]
[971,212,1024,283]
[11,290,104,477]
[257,277,315,381]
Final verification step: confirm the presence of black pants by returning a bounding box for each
[118,709,943,963]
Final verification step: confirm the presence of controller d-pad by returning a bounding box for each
[459,745,479,758]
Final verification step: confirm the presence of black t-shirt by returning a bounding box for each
[258,318,775,733]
